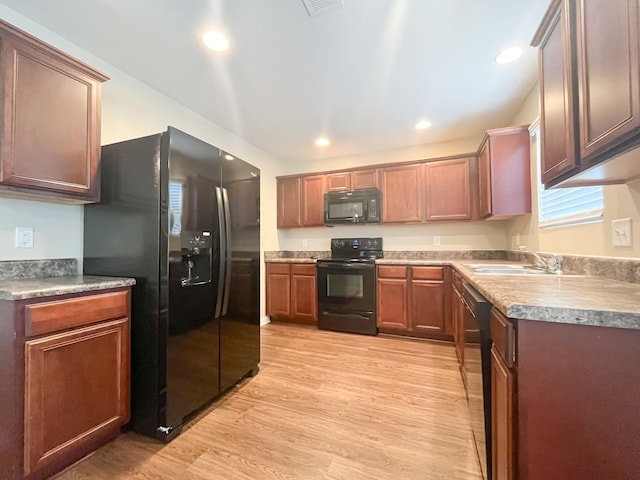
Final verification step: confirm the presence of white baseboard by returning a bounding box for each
[260,316,271,327]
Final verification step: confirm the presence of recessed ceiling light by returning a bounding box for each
[224,154,234,161]
[315,137,330,147]
[495,46,523,64]
[203,30,229,52]
[415,120,432,130]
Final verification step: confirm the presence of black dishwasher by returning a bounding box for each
[462,282,492,480]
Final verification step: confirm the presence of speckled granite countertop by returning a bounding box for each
[450,261,640,330]
[0,275,136,301]
[0,259,136,301]
[266,258,319,263]
[265,254,640,330]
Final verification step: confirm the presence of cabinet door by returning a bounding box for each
[351,169,379,189]
[411,280,445,333]
[302,175,326,226]
[538,0,578,184]
[424,158,472,221]
[277,177,301,228]
[381,164,424,223]
[291,272,317,323]
[576,0,640,161]
[0,27,106,202]
[24,318,129,475]
[377,278,408,329]
[326,172,351,191]
[491,345,515,480]
[266,264,292,318]
[478,141,492,218]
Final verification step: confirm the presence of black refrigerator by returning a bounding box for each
[83,127,260,442]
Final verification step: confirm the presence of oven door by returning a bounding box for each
[316,261,376,312]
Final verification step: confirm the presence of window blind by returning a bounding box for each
[532,123,603,228]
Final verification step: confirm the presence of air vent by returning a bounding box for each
[302,0,344,17]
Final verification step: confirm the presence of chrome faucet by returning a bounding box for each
[518,246,563,274]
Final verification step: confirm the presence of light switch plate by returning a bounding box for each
[15,227,34,248]
[612,218,632,247]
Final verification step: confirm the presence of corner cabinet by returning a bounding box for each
[377,265,451,339]
[0,20,109,203]
[478,126,531,218]
[532,0,640,187]
[0,287,130,480]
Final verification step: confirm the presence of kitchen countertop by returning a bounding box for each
[450,261,640,330]
[0,275,137,301]
[266,256,640,330]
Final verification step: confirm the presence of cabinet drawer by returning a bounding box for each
[25,290,129,337]
[491,308,515,368]
[291,263,316,276]
[266,262,291,275]
[377,265,407,278]
[411,266,443,281]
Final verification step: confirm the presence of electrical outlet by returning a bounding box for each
[433,236,441,246]
[612,218,632,247]
[15,227,34,248]
[302,239,308,247]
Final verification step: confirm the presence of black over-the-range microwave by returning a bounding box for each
[324,188,381,225]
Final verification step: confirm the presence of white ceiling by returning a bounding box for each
[0,0,550,164]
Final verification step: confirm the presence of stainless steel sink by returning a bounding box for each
[462,264,557,275]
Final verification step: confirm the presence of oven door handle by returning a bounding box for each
[316,262,375,269]
[320,311,373,320]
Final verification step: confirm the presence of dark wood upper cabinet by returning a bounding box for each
[326,169,379,192]
[424,157,472,221]
[477,126,531,218]
[277,177,302,228]
[532,0,640,187]
[301,175,326,226]
[351,168,379,190]
[381,164,423,223]
[534,0,578,184]
[0,20,109,204]
[326,172,351,191]
[576,0,640,162]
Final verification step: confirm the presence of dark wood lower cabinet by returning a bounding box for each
[24,318,129,476]
[0,287,131,480]
[266,262,317,324]
[491,345,514,480]
[377,265,450,339]
[490,308,640,480]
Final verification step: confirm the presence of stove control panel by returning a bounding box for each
[330,237,383,258]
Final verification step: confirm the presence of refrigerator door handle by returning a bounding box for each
[214,186,226,318]
[221,187,232,316]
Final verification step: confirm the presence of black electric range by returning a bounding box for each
[316,237,382,335]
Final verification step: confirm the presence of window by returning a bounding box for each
[533,122,603,228]
[169,181,183,235]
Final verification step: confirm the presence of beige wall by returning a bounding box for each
[0,6,284,320]
[506,83,640,259]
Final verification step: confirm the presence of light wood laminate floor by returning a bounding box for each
[56,323,482,480]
